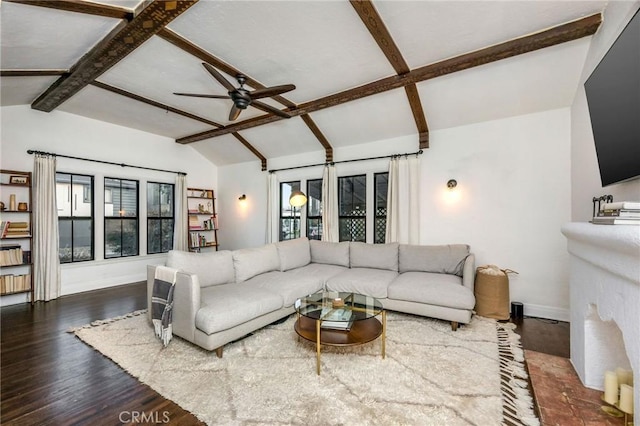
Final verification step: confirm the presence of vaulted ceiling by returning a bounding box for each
[1,0,607,170]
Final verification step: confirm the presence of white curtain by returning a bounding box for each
[173,174,188,251]
[321,164,339,242]
[385,155,420,244]
[266,172,279,243]
[33,153,61,302]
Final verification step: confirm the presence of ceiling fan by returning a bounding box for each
[174,63,295,121]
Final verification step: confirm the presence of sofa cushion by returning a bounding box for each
[248,270,323,307]
[275,237,311,271]
[309,240,350,267]
[399,244,470,276]
[196,282,283,334]
[286,263,348,287]
[232,244,280,282]
[166,250,234,287]
[349,242,399,271]
[326,268,398,298]
[388,272,475,310]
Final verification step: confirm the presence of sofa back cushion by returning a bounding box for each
[166,250,235,287]
[349,242,399,271]
[309,240,350,267]
[399,244,470,276]
[275,237,311,271]
[233,244,280,282]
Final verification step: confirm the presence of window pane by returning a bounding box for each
[339,175,366,216]
[339,218,366,242]
[105,219,121,258]
[121,180,138,218]
[73,175,92,217]
[148,219,161,254]
[280,182,300,217]
[307,218,322,240]
[72,219,93,261]
[58,219,72,263]
[56,173,71,216]
[307,179,322,217]
[162,219,174,252]
[105,178,120,217]
[147,183,160,218]
[374,173,388,244]
[122,219,138,256]
[160,184,174,218]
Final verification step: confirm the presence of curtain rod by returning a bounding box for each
[268,149,423,173]
[27,150,187,176]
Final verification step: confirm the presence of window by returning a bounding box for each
[56,173,94,263]
[338,175,366,242]
[104,178,139,258]
[279,181,300,241]
[147,182,174,254]
[306,179,322,240]
[374,173,388,244]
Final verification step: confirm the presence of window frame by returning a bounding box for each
[56,172,95,264]
[104,177,139,259]
[146,181,175,255]
[338,174,367,242]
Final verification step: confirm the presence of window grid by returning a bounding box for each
[338,175,366,242]
[374,172,389,244]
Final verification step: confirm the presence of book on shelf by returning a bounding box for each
[599,209,640,218]
[0,245,23,266]
[0,273,31,294]
[601,201,640,211]
[592,216,640,225]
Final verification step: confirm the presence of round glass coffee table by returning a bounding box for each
[294,291,386,375]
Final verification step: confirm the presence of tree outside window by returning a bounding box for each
[104,178,139,258]
[56,173,94,263]
[147,182,174,254]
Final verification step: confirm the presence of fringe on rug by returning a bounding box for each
[67,309,147,333]
[497,323,541,426]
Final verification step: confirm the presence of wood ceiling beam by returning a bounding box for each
[90,81,223,128]
[158,28,335,162]
[4,0,134,21]
[30,0,198,113]
[231,133,268,171]
[350,0,429,149]
[0,69,68,77]
[177,13,601,144]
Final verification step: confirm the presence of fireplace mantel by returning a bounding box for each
[562,222,639,423]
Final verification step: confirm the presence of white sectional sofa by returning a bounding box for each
[147,237,475,357]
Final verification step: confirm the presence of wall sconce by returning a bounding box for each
[238,194,246,201]
[447,179,457,189]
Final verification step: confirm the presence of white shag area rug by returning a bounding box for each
[72,311,539,426]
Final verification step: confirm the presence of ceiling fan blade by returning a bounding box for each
[229,105,242,121]
[250,84,296,100]
[173,92,230,99]
[202,63,236,92]
[251,100,292,118]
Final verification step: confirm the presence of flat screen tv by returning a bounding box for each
[584,8,640,187]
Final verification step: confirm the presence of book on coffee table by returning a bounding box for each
[320,308,354,330]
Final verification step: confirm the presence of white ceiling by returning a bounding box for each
[0,0,607,167]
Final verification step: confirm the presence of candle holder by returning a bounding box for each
[601,395,634,425]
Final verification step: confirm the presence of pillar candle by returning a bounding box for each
[619,384,634,414]
[616,367,633,386]
[9,194,16,211]
[604,370,619,404]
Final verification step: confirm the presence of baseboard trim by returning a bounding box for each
[523,303,570,322]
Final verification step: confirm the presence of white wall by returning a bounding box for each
[0,105,217,306]
[219,108,572,320]
[570,2,640,221]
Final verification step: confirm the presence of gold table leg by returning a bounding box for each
[382,310,386,359]
[316,318,321,375]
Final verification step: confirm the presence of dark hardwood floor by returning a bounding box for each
[1,282,570,425]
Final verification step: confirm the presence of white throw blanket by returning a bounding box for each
[151,266,178,347]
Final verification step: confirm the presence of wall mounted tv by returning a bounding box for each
[584,8,640,187]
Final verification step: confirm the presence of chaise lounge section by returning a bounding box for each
[147,237,475,356]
